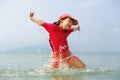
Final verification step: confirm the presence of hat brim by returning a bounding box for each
[71,18,78,25]
[58,14,78,25]
[59,16,78,25]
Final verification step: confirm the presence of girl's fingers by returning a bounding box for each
[29,11,34,17]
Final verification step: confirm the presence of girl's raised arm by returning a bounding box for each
[29,11,43,26]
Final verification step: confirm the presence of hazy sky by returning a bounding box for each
[0,0,120,52]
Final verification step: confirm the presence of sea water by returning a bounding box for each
[0,52,120,80]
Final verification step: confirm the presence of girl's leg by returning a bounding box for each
[49,61,60,69]
[69,57,86,68]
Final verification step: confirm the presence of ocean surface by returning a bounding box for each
[0,52,120,80]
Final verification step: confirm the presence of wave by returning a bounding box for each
[0,66,113,77]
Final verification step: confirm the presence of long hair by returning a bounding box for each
[53,17,67,26]
[53,21,60,26]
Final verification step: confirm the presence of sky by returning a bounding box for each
[0,0,120,52]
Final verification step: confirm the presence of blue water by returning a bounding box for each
[0,52,120,80]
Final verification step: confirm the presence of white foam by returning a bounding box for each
[37,66,111,76]
[0,66,112,77]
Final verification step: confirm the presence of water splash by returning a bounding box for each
[0,66,112,77]
[37,66,112,76]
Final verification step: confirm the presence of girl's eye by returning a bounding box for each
[68,19,72,22]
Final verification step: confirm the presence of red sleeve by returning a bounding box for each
[41,22,55,33]
[65,28,74,36]
[68,28,74,34]
[69,28,74,32]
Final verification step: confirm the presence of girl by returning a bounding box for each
[29,12,86,69]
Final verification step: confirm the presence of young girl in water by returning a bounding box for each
[29,12,86,69]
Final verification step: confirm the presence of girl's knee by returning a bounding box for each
[71,57,86,68]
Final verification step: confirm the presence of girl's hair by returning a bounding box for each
[53,17,67,26]
[53,21,60,26]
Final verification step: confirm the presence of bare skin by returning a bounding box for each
[68,56,86,68]
[29,11,43,26]
[50,54,86,69]
[29,12,86,69]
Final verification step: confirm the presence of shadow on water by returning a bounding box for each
[51,75,83,80]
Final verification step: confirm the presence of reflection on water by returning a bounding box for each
[51,75,83,80]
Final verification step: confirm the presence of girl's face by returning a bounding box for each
[60,18,73,30]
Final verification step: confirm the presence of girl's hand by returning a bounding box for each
[29,11,34,18]
[73,24,80,31]
[77,24,80,31]
[29,11,43,26]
